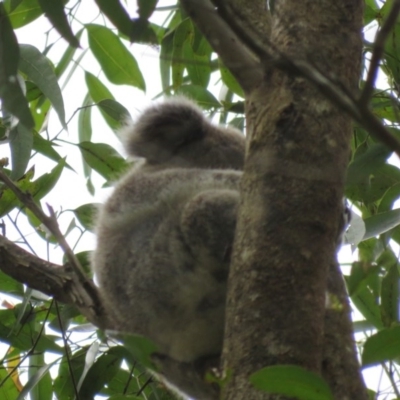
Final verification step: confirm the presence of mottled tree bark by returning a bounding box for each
[218,1,367,399]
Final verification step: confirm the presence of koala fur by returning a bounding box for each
[92,97,245,399]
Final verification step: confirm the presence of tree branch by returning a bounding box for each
[0,234,111,329]
[206,0,400,158]
[0,168,91,286]
[180,0,263,93]
[360,0,400,106]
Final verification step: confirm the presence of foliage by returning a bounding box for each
[0,0,399,399]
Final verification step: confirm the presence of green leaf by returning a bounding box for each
[79,349,123,399]
[0,270,24,297]
[32,132,70,166]
[0,168,36,217]
[55,28,83,77]
[160,32,174,92]
[78,93,93,185]
[0,367,19,399]
[172,18,193,88]
[0,4,34,129]
[19,354,53,400]
[19,44,66,128]
[176,85,220,109]
[37,0,79,47]
[85,71,122,131]
[346,143,391,186]
[349,286,384,330]
[381,263,399,327]
[250,365,334,400]
[9,123,33,180]
[183,40,211,88]
[31,158,66,201]
[362,326,400,366]
[78,93,93,143]
[381,2,400,85]
[220,62,244,97]
[73,203,99,231]
[121,334,158,369]
[6,0,43,28]
[86,24,145,90]
[54,348,86,399]
[78,141,128,181]
[94,0,133,39]
[363,209,400,240]
[98,99,131,126]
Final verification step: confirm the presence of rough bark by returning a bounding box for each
[0,235,111,330]
[220,1,367,399]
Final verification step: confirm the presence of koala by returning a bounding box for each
[92,97,245,399]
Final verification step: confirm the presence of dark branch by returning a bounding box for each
[0,234,110,329]
[360,0,400,106]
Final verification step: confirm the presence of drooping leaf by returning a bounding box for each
[19,44,66,128]
[78,141,128,181]
[37,0,79,47]
[98,99,131,127]
[55,28,83,77]
[31,158,66,201]
[9,123,33,180]
[73,203,100,231]
[172,18,193,88]
[85,71,121,131]
[86,24,145,90]
[94,0,133,39]
[0,4,34,129]
[78,348,123,399]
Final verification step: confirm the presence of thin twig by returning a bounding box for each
[360,0,400,106]
[0,168,90,286]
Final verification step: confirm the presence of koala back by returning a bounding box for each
[92,97,245,400]
[120,96,245,170]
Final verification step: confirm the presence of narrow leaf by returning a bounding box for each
[84,72,120,131]
[98,99,130,126]
[19,44,66,128]
[363,208,400,240]
[86,24,145,90]
[9,123,33,180]
[0,4,34,129]
[37,0,79,47]
[78,141,128,181]
[94,0,133,38]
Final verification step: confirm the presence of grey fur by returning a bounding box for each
[92,97,245,399]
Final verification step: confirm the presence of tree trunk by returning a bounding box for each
[220,1,367,399]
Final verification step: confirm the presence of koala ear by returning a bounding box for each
[120,97,208,163]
